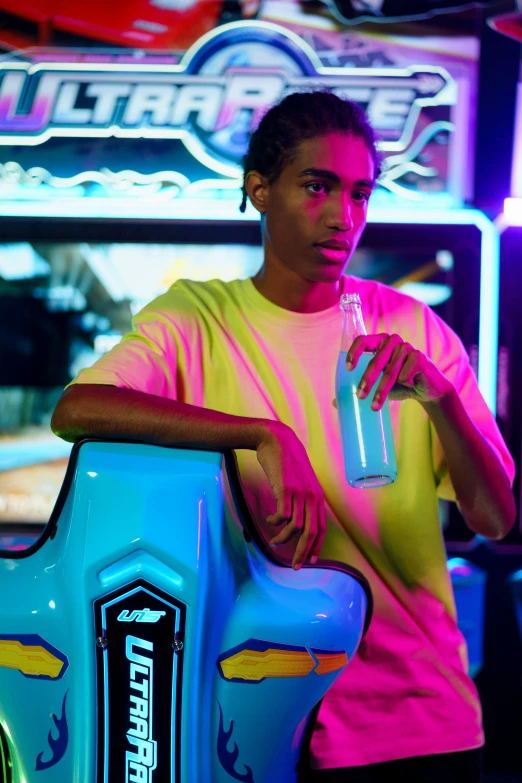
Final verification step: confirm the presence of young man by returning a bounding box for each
[52,91,515,782]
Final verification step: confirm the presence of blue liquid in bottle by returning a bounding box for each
[336,294,397,489]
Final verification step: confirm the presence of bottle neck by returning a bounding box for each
[340,303,367,352]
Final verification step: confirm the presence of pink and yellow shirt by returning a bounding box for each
[71,274,515,768]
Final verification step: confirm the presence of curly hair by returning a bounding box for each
[239,90,381,212]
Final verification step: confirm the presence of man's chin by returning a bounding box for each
[305,264,345,283]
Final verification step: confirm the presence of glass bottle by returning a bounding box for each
[335,293,397,489]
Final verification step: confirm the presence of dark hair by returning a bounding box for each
[239,90,381,212]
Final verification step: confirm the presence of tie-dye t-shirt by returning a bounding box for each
[71,275,515,768]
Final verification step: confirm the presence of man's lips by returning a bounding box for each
[315,240,351,251]
[314,240,351,262]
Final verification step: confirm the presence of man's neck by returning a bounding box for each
[251,265,343,314]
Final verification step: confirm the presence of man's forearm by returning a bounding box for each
[51,384,271,452]
[421,389,516,540]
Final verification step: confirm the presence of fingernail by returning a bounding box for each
[310,556,318,565]
[371,395,381,410]
[293,564,301,571]
[346,360,354,370]
[357,383,366,399]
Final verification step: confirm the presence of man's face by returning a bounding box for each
[260,132,375,283]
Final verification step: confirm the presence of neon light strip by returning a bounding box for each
[512,82,522,198]
[504,198,522,226]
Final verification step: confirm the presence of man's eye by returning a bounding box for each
[305,182,328,195]
[353,191,371,203]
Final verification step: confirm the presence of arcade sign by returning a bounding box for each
[0,21,455,179]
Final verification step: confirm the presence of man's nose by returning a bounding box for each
[326,195,353,231]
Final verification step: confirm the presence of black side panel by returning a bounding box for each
[94,579,185,783]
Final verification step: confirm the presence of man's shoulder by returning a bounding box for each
[136,277,244,323]
[348,275,461,356]
[173,277,244,302]
[352,280,467,364]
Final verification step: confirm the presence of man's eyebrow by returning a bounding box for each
[354,179,375,190]
[297,168,375,189]
[298,167,340,182]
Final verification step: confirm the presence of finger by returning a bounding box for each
[371,343,412,410]
[397,350,425,387]
[270,494,304,547]
[347,333,388,369]
[292,498,317,570]
[332,398,338,409]
[357,335,404,399]
[308,500,326,564]
[266,489,292,526]
[270,521,298,548]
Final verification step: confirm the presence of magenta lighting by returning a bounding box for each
[504,198,522,226]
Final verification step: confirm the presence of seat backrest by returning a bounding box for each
[0,439,372,783]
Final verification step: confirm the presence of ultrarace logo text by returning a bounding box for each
[126,635,158,783]
[0,21,454,176]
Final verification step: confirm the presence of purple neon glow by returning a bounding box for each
[30,54,179,64]
[512,82,522,198]
[0,72,57,132]
[504,197,522,226]
[32,54,83,64]
[0,95,52,132]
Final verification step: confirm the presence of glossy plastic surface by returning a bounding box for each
[0,440,370,782]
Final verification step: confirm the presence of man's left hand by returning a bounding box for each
[345,333,454,410]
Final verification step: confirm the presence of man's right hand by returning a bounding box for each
[256,421,326,570]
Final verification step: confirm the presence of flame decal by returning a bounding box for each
[35,690,69,772]
[217,702,254,783]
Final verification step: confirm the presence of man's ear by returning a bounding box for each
[245,170,269,214]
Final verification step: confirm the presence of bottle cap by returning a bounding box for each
[340,293,361,307]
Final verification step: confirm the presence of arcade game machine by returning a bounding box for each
[0,1,513,780]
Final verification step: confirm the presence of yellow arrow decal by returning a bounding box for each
[0,635,68,680]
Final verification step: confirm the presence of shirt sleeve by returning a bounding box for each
[423,305,516,501]
[68,294,183,400]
